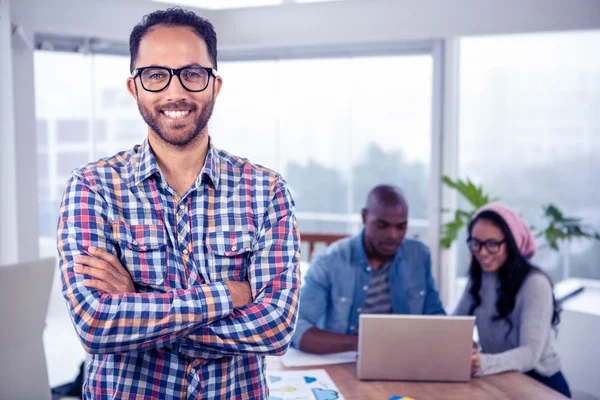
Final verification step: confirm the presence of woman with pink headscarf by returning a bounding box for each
[453,203,571,397]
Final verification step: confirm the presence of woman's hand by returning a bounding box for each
[471,346,481,376]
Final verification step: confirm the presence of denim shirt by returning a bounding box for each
[292,231,445,348]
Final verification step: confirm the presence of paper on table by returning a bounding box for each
[280,347,357,368]
[267,369,345,400]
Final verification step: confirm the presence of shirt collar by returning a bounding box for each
[199,140,220,189]
[134,137,221,189]
[135,139,160,186]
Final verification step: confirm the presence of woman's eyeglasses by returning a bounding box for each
[467,238,507,254]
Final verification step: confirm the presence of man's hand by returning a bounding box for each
[74,246,135,295]
[299,327,358,354]
[225,281,253,309]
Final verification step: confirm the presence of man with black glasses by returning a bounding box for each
[56,8,300,399]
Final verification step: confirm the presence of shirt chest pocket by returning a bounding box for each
[405,286,426,313]
[328,295,353,334]
[206,230,254,282]
[113,221,167,287]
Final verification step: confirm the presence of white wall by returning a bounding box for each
[10,0,600,53]
[11,25,39,263]
[557,310,600,399]
[10,0,214,43]
[1,0,40,264]
[214,0,600,52]
[555,284,600,399]
[0,0,18,265]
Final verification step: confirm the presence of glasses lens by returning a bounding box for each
[141,68,171,91]
[485,242,500,254]
[179,67,210,91]
[467,239,479,253]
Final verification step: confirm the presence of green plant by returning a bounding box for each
[536,204,600,251]
[440,176,600,251]
[440,176,498,249]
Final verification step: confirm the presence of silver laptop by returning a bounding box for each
[357,314,475,382]
[0,258,55,400]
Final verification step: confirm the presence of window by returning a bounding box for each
[457,31,600,300]
[211,54,434,256]
[147,0,345,9]
[149,0,282,9]
[34,50,146,387]
[35,51,146,258]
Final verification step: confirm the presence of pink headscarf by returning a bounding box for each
[473,203,537,259]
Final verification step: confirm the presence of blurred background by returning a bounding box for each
[1,0,599,398]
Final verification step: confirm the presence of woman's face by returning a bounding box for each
[469,219,508,273]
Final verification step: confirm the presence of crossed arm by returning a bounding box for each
[58,172,301,357]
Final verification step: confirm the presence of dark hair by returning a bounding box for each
[129,7,218,73]
[467,210,560,335]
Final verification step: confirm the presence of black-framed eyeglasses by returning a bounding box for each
[131,65,219,93]
[467,238,507,254]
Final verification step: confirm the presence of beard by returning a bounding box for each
[137,95,215,148]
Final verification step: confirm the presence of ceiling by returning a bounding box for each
[148,0,344,10]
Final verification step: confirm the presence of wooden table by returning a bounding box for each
[268,359,569,399]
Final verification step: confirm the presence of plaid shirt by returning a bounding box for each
[57,138,301,399]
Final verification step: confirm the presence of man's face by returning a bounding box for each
[362,205,409,258]
[127,25,222,147]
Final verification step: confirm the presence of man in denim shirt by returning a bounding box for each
[292,185,445,354]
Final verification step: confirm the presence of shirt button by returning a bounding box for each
[182,249,189,255]
[340,297,347,303]
[132,240,138,246]
[366,266,372,272]
[420,290,425,296]
[357,307,363,313]
[179,204,186,210]
[231,245,238,252]
[363,285,368,291]
[350,325,356,331]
